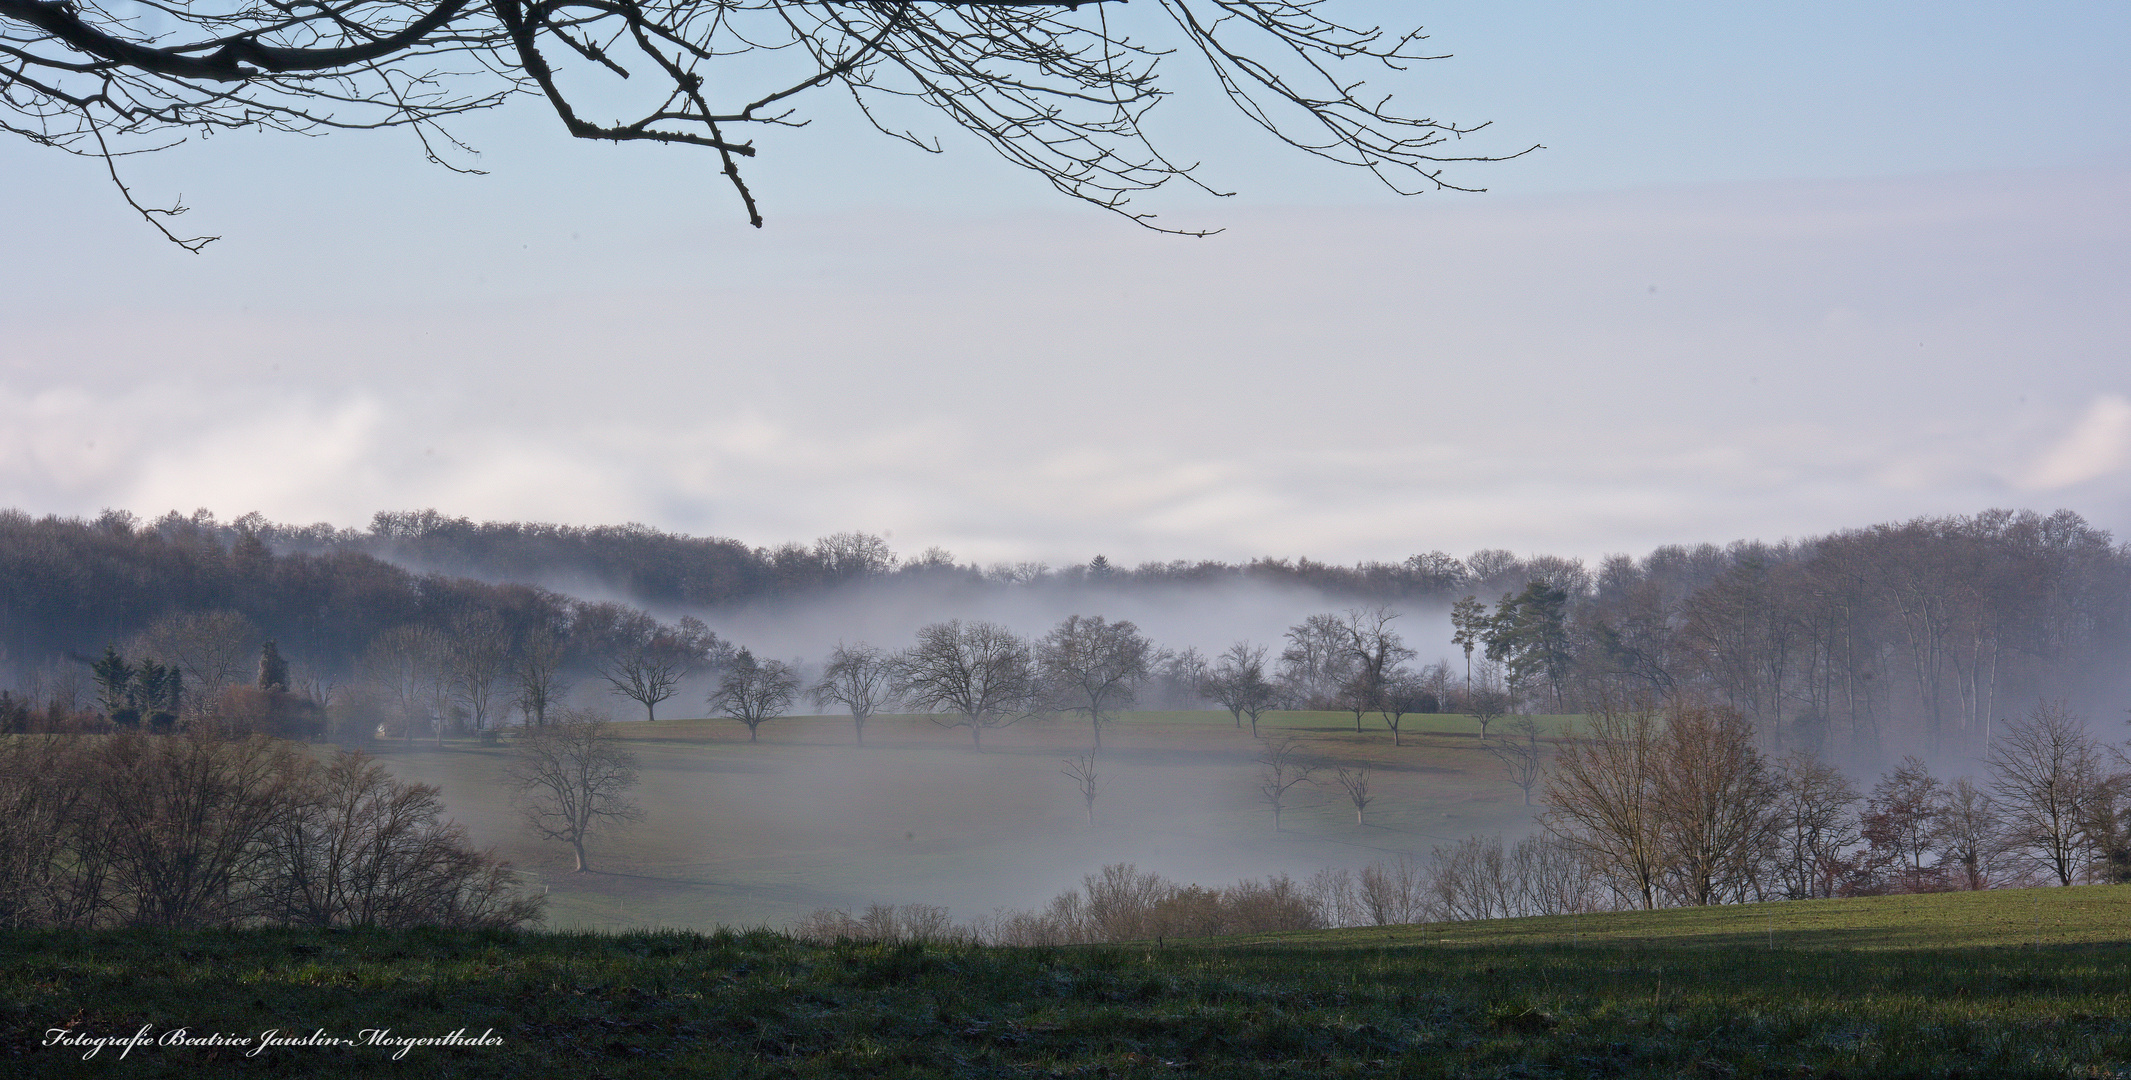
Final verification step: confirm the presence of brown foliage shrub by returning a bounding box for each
[210,685,327,740]
[0,732,541,929]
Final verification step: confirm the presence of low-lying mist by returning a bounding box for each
[681,576,1459,682]
[378,712,1531,932]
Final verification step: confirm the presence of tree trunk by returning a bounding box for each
[572,839,589,873]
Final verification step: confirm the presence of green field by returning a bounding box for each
[1244,882,2131,951]
[8,886,2128,1077]
[357,709,1566,931]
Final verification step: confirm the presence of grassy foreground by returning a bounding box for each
[7,887,2130,1078]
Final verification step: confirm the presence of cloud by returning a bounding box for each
[2023,395,2131,490]
[1,169,2127,562]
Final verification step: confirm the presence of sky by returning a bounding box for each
[2,1,2128,567]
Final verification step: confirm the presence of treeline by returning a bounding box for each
[1521,509,2131,758]
[1537,698,2130,906]
[1351,697,2131,925]
[0,507,621,680]
[250,509,1490,606]
[0,731,543,929]
[0,508,747,738]
[5,506,2127,758]
[1227,509,2131,759]
[0,506,1513,655]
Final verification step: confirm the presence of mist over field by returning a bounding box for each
[377,711,1528,931]
[692,577,1460,678]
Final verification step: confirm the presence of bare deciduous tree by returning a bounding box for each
[1038,614,1153,750]
[447,611,513,734]
[1860,756,1947,893]
[5,1,1526,248]
[1331,766,1372,825]
[1062,753,1102,826]
[894,620,1040,749]
[1542,703,1665,909]
[131,609,257,702]
[813,532,897,580]
[360,624,449,749]
[93,730,305,927]
[1255,735,1315,831]
[507,710,643,873]
[1467,662,1511,741]
[709,648,802,742]
[1204,641,1277,734]
[1936,775,2005,891]
[601,648,688,724]
[511,625,570,727]
[811,642,899,745]
[1339,605,1414,734]
[0,734,537,928]
[1485,716,1546,806]
[1654,703,1780,906]
[1427,834,1514,921]
[0,734,111,927]
[1277,613,1353,710]
[1771,751,1860,900]
[1357,855,1427,925]
[267,751,542,928]
[1986,700,2104,886]
[2081,764,2131,886]
[601,615,725,723]
[1419,833,1604,921]
[1376,671,1431,747]
[1146,646,1210,710]
[1239,680,1282,739]
[1511,833,1604,916]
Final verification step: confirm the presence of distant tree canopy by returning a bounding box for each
[1,506,2127,760]
[0,508,684,686]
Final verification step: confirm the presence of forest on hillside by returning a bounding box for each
[0,506,2124,759]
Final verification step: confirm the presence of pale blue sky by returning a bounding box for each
[2,2,2126,564]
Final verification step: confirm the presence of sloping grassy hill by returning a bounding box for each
[8,886,2128,1078]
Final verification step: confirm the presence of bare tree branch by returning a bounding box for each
[4,1,1531,245]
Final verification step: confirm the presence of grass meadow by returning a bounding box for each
[8,886,2128,1076]
[358,709,1577,931]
